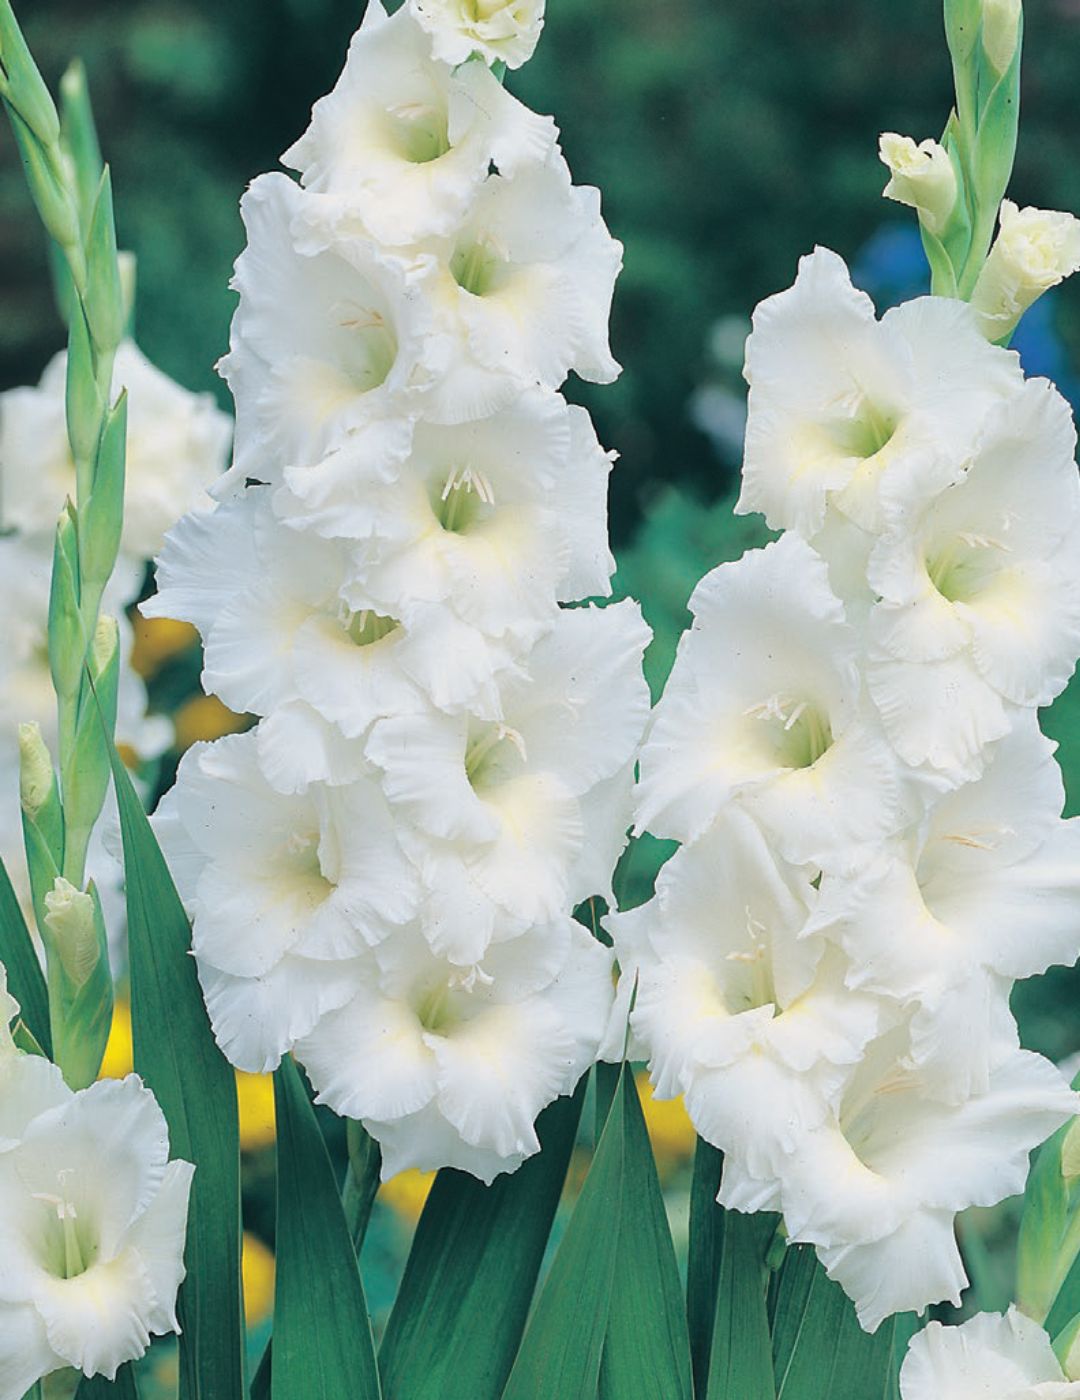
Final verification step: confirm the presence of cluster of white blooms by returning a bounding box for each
[900,1309,1080,1399]
[607,247,1080,1330]
[0,343,229,933]
[0,963,193,1396]
[149,0,649,1183]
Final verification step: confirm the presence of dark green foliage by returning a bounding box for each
[0,854,51,1053]
[271,1055,381,1400]
[379,1083,585,1400]
[109,744,244,1400]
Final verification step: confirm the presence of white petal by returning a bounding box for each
[299,986,439,1123]
[198,955,359,1074]
[125,1160,194,1337]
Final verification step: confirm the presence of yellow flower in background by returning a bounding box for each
[98,998,134,1079]
[237,1072,276,1152]
[174,694,248,751]
[242,1232,275,1328]
[130,614,199,679]
[636,1072,696,1176]
[100,1003,275,1152]
[380,1169,435,1225]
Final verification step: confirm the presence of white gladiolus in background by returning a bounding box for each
[0,964,193,1396]
[900,1308,1080,1399]
[0,339,231,566]
[0,333,230,944]
[151,0,647,1181]
[0,535,171,938]
[610,243,1080,1328]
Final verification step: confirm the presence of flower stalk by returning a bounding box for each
[2,0,127,1084]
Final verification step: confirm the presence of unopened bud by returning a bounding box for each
[971,200,1080,341]
[18,722,55,817]
[982,0,1022,76]
[1062,1117,1080,1182]
[0,962,19,1062]
[879,134,959,237]
[43,877,100,989]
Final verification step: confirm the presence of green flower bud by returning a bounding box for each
[58,58,102,230]
[62,615,119,886]
[43,877,99,989]
[5,104,80,254]
[85,167,123,357]
[65,300,104,478]
[81,390,127,595]
[18,721,63,876]
[43,877,112,1090]
[47,506,84,707]
[1062,1117,1080,1182]
[0,0,60,148]
[18,721,56,820]
[944,0,982,65]
[982,0,1022,76]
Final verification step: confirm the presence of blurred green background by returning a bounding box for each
[4,0,1080,1384]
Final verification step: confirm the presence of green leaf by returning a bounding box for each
[772,1245,898,1400]
[502,1065,692,1400]
[107,742,244,1400]
[1020,1075,1080,1335]
[272,1054,381,1400]
[249,1118,382,1400]
[74,1362,140,1399]
[379,1082,585,1400]
[687,1139,724,1391]
[703,1211,776,1399]
[0,854,50,1055]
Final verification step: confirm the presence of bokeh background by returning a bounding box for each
[3,0,1080,1387]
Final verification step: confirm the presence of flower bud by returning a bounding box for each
[18,722,56,820]
[971,200,1080,341]
[43,877,99,989]
[410,0,545,70]
[982,0,1022,76]
[879,134,959,237]
[1062,1116,1080,1181]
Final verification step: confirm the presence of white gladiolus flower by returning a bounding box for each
[366,601,651,962]
[808,716,1080,1100]
[879,134,958,235]
[154,730,421,1073]
[417,156,623,422]
[283,2,556,247]
[0,341,231,567]
[971,200,1080,342]
[278,390,614,644]
[605,812,880,1181]
[866,376,1080,783]
[635,534,910,867]
[295,917,611,1183]
[0,975,193,1393]
[218,173,446,485]
[736,247,1022,535]
[770,1021,1079,1333]
[146,487,538,788]
[410,0,545,70]
[900,1308,1080,1400]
